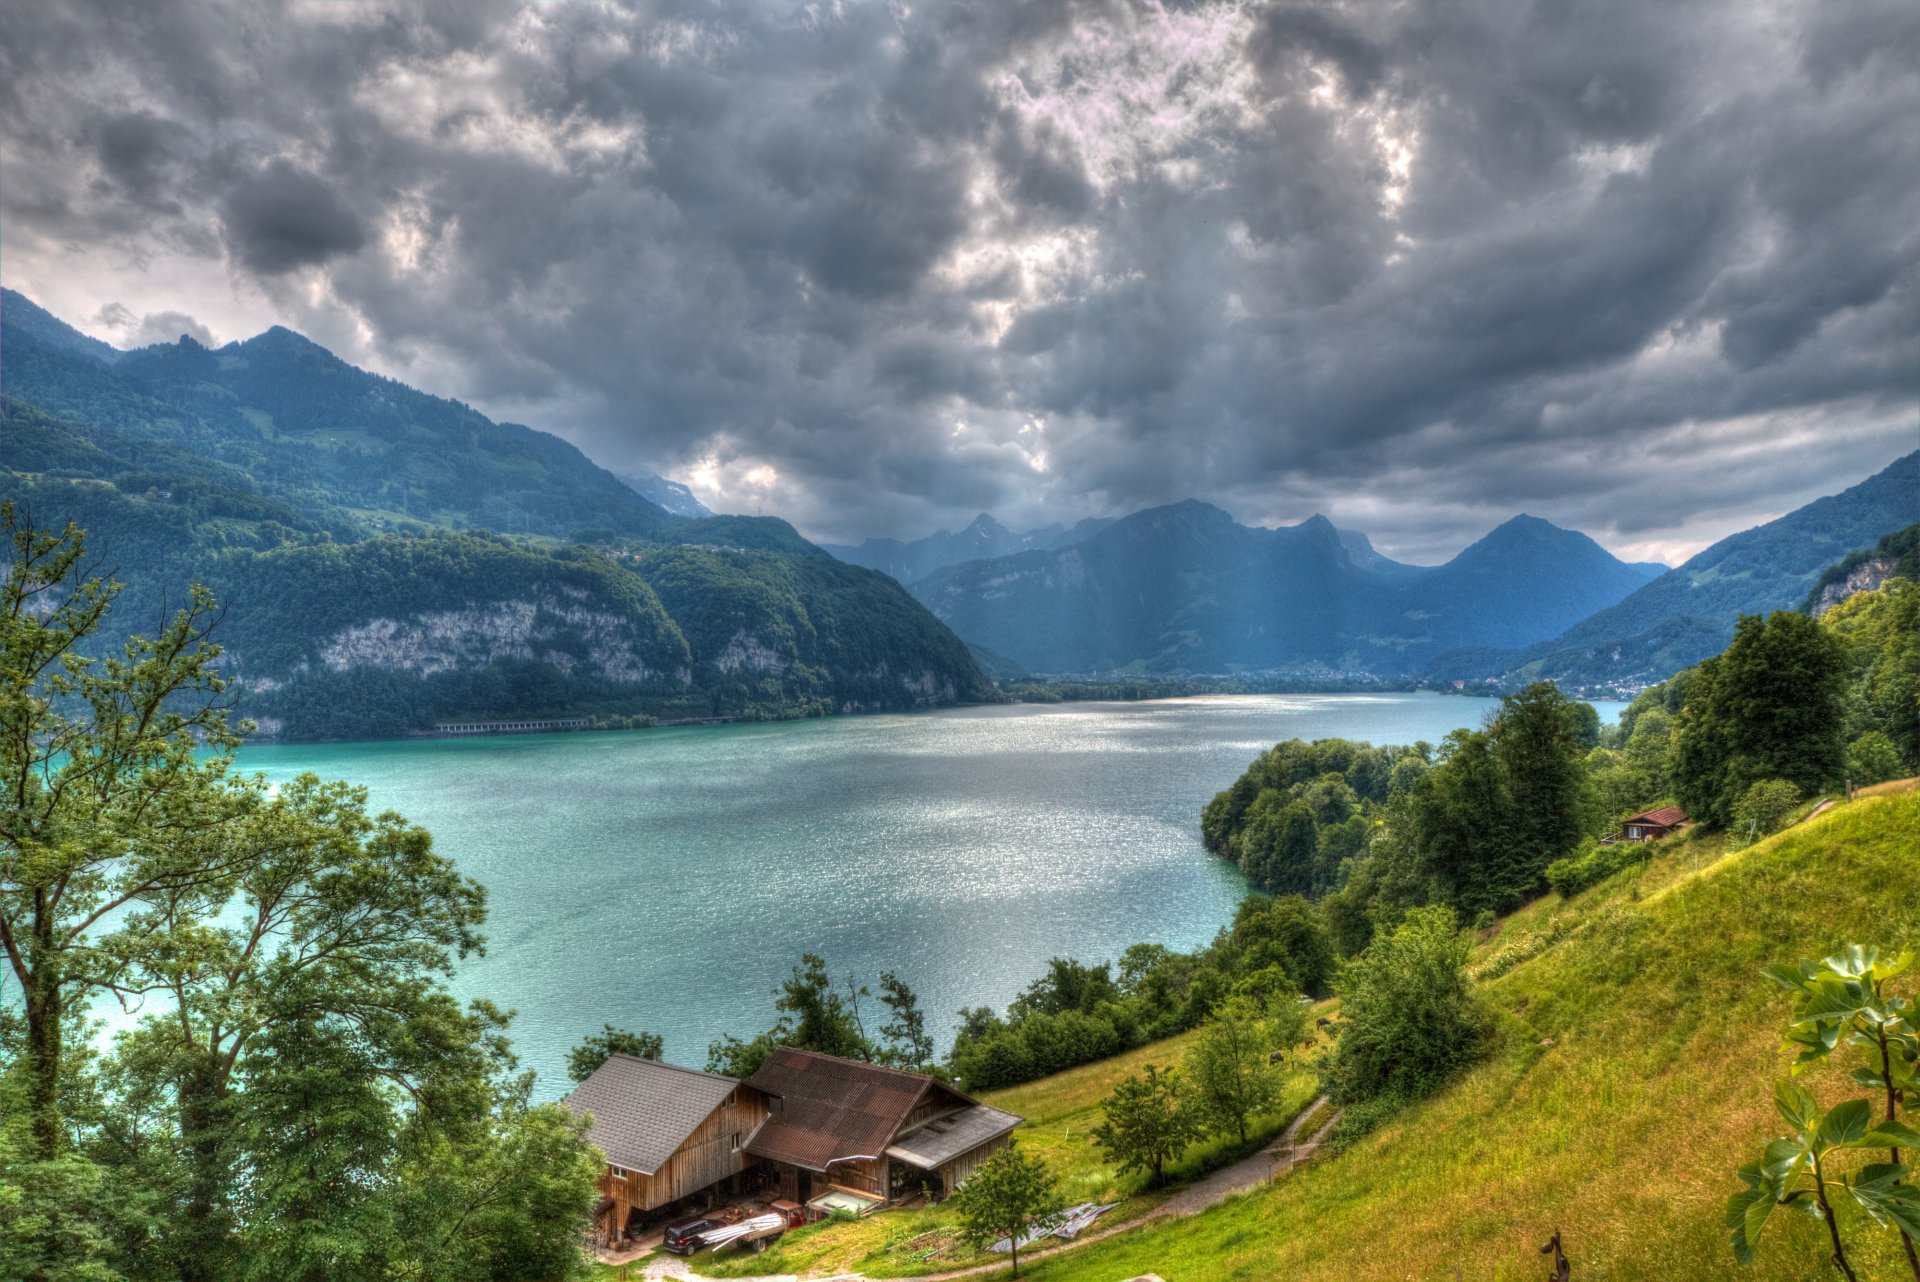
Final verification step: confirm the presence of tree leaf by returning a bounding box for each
[1861,1120,1920,1150]
[1775,1081,1821,1133]
[1815,1098,1874,1151]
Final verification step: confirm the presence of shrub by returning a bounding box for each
[1544,837,1652,898]
[1731,778,1801,844]
[1325,906,1490,1108]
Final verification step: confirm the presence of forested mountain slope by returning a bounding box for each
[822,512,1115,584]
[0,294,992,738]
[1431,450,1920,689]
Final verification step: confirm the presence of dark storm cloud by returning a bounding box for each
[1,0,1914,559]
[221,160,367,275]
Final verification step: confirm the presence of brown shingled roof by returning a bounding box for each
[1626,805,1688,827]
[745,1049,971,1172]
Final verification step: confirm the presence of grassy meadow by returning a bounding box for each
[1003,790,1920,1281]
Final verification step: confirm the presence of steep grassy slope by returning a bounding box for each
[1022,792,1920,1282]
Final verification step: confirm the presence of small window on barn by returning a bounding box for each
[730,1132,742,1153]
[610,1164,631,1180]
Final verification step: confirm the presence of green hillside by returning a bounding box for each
[1018,790,1920,1282]
[0,296,995,739]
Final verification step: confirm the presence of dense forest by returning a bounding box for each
[0,296,994,740]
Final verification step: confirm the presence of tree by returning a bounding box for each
[877,972,934,1069]
[114,773,489,1281]
[1091,1064,1201,1187]
[1674,612,1847,827]
[567,1026,664,1082]
[1493,683,1596,867]
[948,1142,1064,1279]
[1848,732,1906,788]
[1229,895,1335,996]
[1326,906,1488,1108]
[708,952,872,1077]
[1184,995,1286,1146]
[1,510,245,1163]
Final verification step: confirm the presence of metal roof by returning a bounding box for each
[1626,805,1688,827]
[884,1104,1022,1170]
[562,1055,744,1175]
[745,1048,977,1172]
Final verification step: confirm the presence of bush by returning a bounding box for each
[1324,906,1490,1107]
[1731,778,1801,844]
[1543,837,1652,898]
[1846,730,1906,787]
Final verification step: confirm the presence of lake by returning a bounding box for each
[232,692,1621,1095]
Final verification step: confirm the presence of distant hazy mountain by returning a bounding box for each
[911,502,1661,675]
[0,291,991,738]
[823,512,1114,584]
[1428,450,1920,687]
[620,470,712,519]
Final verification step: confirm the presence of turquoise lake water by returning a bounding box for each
[231,693,1622,1096]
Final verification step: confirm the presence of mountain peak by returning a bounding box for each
[962,513,1010,538]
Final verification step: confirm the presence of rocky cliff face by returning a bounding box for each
[1812,557,1895,616]
[316,598,684,683]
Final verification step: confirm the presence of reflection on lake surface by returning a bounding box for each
[233,693,1621,1094]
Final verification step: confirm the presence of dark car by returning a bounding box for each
[660,1216,719,1255]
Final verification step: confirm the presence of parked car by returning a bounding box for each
[661,1216,720,1255]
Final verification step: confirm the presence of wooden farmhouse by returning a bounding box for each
[744,1048,1021,1209]
[564,1055,772,1246]
[1615,805,1688,842]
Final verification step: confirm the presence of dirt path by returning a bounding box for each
[634,1099,1339,1282]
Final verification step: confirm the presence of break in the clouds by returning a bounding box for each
[3,0,1915,561]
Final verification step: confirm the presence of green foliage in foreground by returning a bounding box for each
[1730,947,1920,1279]
[0,513,601,1282]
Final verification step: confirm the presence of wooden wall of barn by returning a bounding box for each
[936,1133,1012,1193]
[596,1084,771,1241]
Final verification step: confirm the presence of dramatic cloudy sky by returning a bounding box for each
[4,0,1915,562]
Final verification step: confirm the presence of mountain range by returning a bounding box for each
[1425,450,1919,688]
[0,290,992,738]
[899,502,1667,676]
[822,513,1115,584]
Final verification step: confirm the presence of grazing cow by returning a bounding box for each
[1315,1017,1333,1028]
[1268,1050,1286,1065]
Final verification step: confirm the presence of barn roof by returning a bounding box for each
[1626,805,1688,827]
[563,1055,744,1175]
[885,1104,1022,1170]
[745,1049,975,1172]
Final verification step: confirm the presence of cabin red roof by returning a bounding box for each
[1625,805,1687,828]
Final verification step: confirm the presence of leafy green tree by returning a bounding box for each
[1492,682,1596,876]
[1674,612,1847,827]
[1091,1064,1201,1187]
[1732,779,1802,845]
[948,1142,1065,1279]
[0,510,244,1163]
[1184,995,1286,1146]
[567,1026,665,1082]
[877,972,935,1069]
[1326,906,1488,1108]
[1848,732,1906,787]
[1227,895,1336,997]
[708,952,873,1077]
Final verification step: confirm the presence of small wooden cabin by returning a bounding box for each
[744,1048,1020,1208]
[564,1055,772,1246]
[1617,805,1688,842]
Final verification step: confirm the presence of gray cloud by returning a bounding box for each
[1,0,1914,562]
